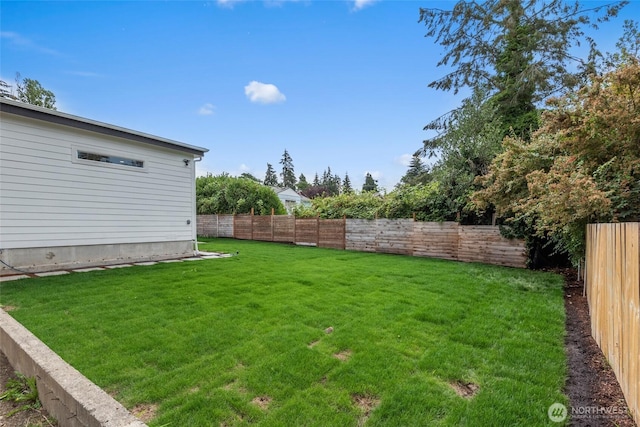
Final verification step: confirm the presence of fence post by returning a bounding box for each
[316,215,320,247]
[251,208,254,240]
[343,215,347,250]
[271,208,275,242]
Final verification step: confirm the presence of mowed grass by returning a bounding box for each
[0,238,567,426]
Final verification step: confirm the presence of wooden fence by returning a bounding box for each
[586,223,640,425]
[197,215,526,268]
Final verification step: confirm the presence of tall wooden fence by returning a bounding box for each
[586,223,640,425]
[197,215,526,268]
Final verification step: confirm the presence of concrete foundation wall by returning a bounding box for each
[0,309,147,427]
[0,241,193,276]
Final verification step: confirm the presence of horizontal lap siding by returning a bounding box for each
[0,115,195,249]
[586,223,640,426]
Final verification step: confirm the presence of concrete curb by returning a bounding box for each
[0,309,147,427]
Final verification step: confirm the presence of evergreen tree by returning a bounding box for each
[362,173,379,193]
[264,163,278,187]
[297,173,310,192]
[279,149,296,189]
[312,173,320,186]
[342,173,353,193]
[401,154,429,186]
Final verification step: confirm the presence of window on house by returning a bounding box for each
[77,151,144,168]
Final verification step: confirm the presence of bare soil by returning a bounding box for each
[0,352,57,427]
[562,269,636,427]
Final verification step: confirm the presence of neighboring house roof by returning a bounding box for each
[0,97,208,156]
[269,186,311,202]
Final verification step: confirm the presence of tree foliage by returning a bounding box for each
[263,163,278,187]
[196,174,286,215]
[279,149,296,189]
[15,74,56,109]
[362,173,379,193]
[474,58,640,263]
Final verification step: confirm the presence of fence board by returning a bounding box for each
[586,222,640,426]
[234,215,252,240]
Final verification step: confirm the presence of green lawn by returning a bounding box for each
[0,238,567,426]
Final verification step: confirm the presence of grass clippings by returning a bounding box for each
[0,238,567,426]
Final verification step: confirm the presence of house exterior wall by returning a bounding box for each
[0,111,200,272]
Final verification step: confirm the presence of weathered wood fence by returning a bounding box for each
[586,223,640,425]
[197,214,526,268]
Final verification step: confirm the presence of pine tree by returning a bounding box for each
[313,173,320,186]
[264,163,278,187]
[401,154,429,186]
[279,149,296,189]
[342,173,353,193]
[362,173,379,193]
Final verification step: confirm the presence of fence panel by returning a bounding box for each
[273,216,295,243]
[197,215,526,268]
[457,225,527,268]
[252,216,273,241]
[345,219,376,252]
[375,219,413,255]
[413,221,459,261]
[586,222,640,426]
[319,219,346,249]
[234,215,252,240]
[295,218,318,246]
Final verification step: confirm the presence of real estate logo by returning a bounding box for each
[548,402,568,423]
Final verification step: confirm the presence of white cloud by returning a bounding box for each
[239,163,250,172]
[352,0,377,11]
[198,103,216,115]
[244,81,286,104]
[216,0,244,8]
[396,154,412,167]
[1,31,60,56]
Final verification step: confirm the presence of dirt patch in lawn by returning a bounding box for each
[251,395,272,410]
[352,393,380,426]
[333,349,352,361]
[132,403,158,423]
[449,380,479,398]
[562,268,636,427]
[307,340,320,348]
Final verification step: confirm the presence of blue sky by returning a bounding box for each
[1,1,637,190]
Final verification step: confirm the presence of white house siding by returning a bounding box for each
[0,113,197,251]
